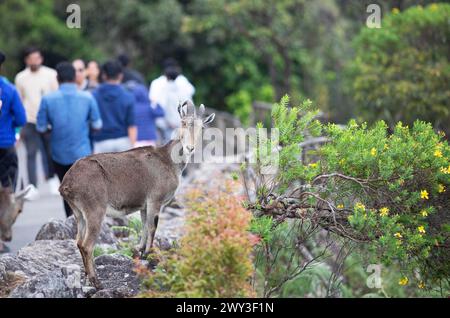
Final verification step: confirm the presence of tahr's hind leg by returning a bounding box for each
[137,209,148,257]
[80,207,106,289]
[143,201,162,257]
[67,201,89,283]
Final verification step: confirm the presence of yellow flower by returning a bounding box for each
[440,166,450,174]
[384,144,389,150]
[438,184,446,193]
[420,190,429,200]
[392,8,400,14]
[420,210,428,217]
[418,226,426,234]
[370,148,377,156]
[355,202,366,211]
[379,207,389,217]
[399,277,408,286]
[308,162,318,168]
[430,3,438,11]
[394,232,403,239]
[434,149,443,158]
[337,204,344,209]
[418,281,425,289]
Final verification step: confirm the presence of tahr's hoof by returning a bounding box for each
[90,278,103,290]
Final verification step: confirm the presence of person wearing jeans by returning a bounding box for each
[36,62,102,217]
[0,51,27,253]
[92,60,136,153]
[15,47,58,190]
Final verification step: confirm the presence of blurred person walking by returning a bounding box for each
[92,60,136,153]
[0,51,27,253]
[117,54,146,85]
[14,47,58,194]
[36,62,102,217]
[149,58,195,143]
[86,60,101,91]
[124,80,164,147]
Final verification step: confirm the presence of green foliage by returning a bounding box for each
[0,0,102,78]
[94,216,143,259]
[140,183,256,297]
[270,95,322,189]
[319,119,450,289]
[250,96,450,296]
[348,3,450,133]
[250,216,275,244]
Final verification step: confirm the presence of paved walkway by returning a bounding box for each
[8,142,65,253]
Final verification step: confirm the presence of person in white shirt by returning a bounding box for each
[149,58,195,144]
[15,47,59,194]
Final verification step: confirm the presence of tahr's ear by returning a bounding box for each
[203,113,215,125]
[198,104,206,117]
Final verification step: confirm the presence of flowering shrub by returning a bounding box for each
[139,181,257,297]
[248,96,449,294]
[320,120,450,289]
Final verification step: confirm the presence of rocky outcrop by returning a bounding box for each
[90,254,141,298]
[0,240,84,298]
[0,240,142,298]
[35,216,118,245]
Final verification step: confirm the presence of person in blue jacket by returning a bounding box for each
[0,51,27,254]
[124,80,164,147]
[0,51,27,190]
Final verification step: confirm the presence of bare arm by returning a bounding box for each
[128,126,137,147]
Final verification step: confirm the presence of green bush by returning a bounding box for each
[348,4,450,133]
[139,181,257,297]
[248,96,450,295]
[320,120,450,289]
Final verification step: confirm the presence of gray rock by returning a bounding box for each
[0,262,6,281]
[0,240,83,278]
[0,241,143,298]
[8,267,83,298]
[91,254,141,298]
[154,236,173,251]
[1,241,85,298]
[35,216,118,245]
[91,286,137,298]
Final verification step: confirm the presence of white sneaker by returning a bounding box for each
[48,177,60,195]
[24,185,40,201]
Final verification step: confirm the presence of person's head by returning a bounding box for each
[163,58,181,81]
[86,60,100,82]
[101,60,123,83]
[72,59,86,87]
[23,47,43,72]
[0,51,5,71]
[56,62,76,84]
[117,54,130,68]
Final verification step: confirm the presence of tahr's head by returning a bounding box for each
[177,100,215,155]
[0,185,32,242]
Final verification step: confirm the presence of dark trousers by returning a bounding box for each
[21,123,55,186]
[53,160,73,218]
[0,147,18,190]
